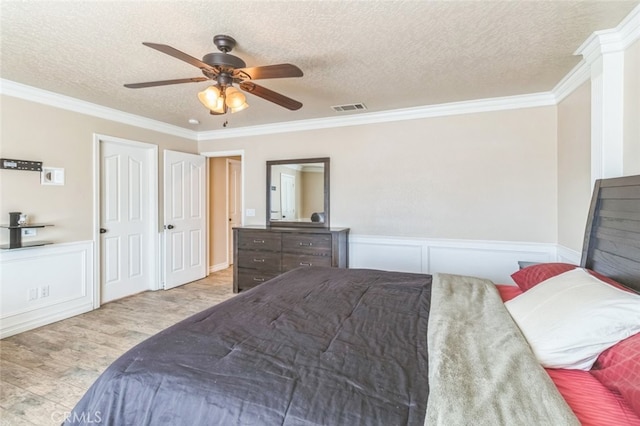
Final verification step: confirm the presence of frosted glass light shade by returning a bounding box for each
[225,87,247,109]
[198,86,221,110]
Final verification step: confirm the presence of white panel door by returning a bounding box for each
[101,140,154,302]
[281,173,296,220]
[164,150,207,289]
[227,159,242,263]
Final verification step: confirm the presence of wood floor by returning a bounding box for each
[0,268,236,426]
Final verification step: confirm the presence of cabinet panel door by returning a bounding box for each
[282,233,332,255]
[237,231,282,252]
[282,254,332,271]
[237,250,281,272]
[237,268,280,291]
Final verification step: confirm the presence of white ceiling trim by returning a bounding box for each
[555,4,638,104]
[576,4,640,65]
[197,92,557,141]
[552,60,590,104]
[0,79,198,141]
[1,76,557,142]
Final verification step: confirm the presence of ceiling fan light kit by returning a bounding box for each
[125,34,303,117]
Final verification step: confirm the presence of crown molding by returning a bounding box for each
[576,4,640,65]
[551,59,590,104]
[0,79,198,141]
[197,92,556,141]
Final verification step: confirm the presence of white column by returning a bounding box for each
[589,50,625,182]
[576,5,640,185]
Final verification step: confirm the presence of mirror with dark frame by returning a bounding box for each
[266,157,330,228]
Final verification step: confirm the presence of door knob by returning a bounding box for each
[165,224,175,230]
[99,228,107,234]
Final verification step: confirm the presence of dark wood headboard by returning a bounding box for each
[581,174,640,293]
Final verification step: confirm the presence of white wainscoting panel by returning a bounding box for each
[349,235,558,284]
[0,241,94,338]
[557,245,581,265]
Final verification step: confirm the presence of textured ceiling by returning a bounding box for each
[1,1,638,132]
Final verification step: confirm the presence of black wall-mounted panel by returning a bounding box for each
[0,158,43,171]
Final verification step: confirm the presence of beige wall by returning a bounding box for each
[200,106,558,243]
[624,38,640,175]
[0,95,197,245]
[557,82,592,252]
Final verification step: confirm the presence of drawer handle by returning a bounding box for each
[298,242,313,246]
[253,277,265,282]
[253,239,265,244]
[253,258,265,263]
[299,262,312,266]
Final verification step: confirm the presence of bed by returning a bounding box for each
[65,175,640,425]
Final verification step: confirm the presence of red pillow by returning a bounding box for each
[591,332,640,417]
[511,263,575,291]
[511,262,630,292]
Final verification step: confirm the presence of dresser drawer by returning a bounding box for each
[237,231,281,251]
[282,254,332,271]
[237,268,280,291]
[237,250,281,271]
[282,233,332,255]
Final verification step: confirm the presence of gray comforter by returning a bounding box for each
[65,267,432,425]
[65,267,578,425]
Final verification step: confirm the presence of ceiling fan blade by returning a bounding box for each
[240,82,302,110]
[124,77,209,89]
[236,64,303,80]
[142,42,217,72]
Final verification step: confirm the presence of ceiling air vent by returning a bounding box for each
[331,103,367,112]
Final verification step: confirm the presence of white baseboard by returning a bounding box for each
[209,262,230,273]
[349,235,558,284]
[0,241,94,339]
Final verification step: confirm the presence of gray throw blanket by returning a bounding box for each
[425,274,580,425]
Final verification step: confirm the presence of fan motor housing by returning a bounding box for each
[202,52,246,69]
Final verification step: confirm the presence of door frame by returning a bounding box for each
[92,134,159,309]
[200,149,245,268]
[226,158,242,264]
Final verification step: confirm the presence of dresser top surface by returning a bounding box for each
[234,226,349,234]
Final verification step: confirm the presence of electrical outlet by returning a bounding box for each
[22,228,37,237]
[28,288,38,301]
[41,285,50,298]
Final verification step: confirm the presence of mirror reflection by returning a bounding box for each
[270,163,324,222]
[267,158,329,228]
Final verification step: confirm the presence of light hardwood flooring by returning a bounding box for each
[0,268,236,425]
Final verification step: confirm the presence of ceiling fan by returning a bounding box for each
[124,34,303,115]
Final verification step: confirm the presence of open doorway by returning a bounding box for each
[208,155,243,272]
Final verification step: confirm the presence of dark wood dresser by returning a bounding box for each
[233,226,349,292]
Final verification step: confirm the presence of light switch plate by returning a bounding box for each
[246,209,256,217]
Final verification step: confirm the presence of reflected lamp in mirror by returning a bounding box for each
[266,157,329,228]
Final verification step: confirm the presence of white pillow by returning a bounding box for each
[504,268,640,370]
